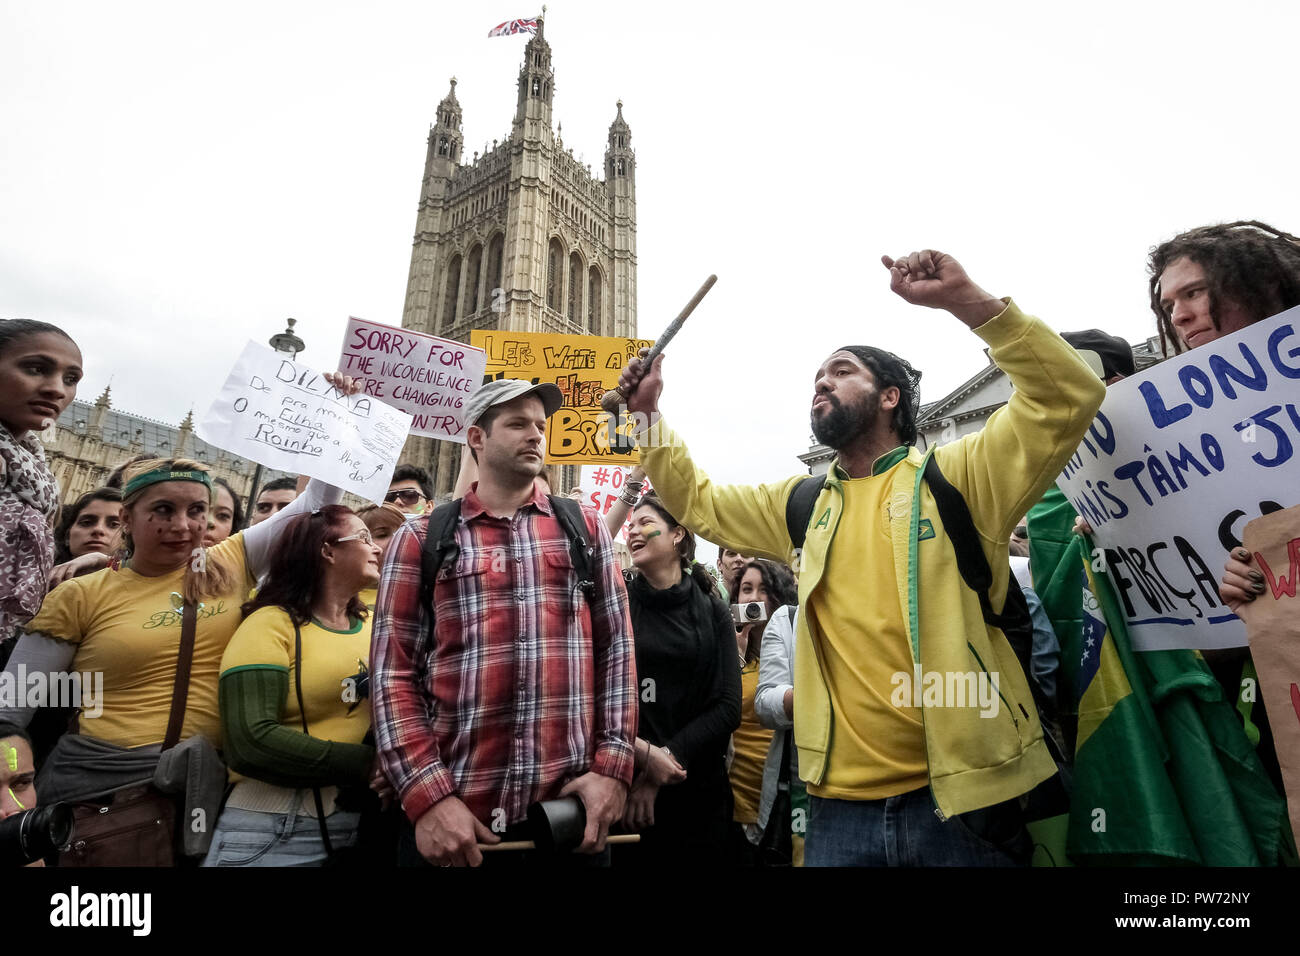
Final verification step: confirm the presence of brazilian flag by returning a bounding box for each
[1027,488,1289,866]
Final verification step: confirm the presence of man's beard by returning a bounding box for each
[811,391,880,451]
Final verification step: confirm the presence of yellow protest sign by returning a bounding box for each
[469,330,653,466]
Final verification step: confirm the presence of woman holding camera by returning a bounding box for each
[620,493,741,865]
[728,558,798,864]
[204,505,384,867]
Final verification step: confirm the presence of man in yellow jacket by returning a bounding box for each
[616,250,1106,865]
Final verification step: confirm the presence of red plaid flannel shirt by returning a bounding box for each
[371,484,637,826]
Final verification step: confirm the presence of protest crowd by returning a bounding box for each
[2,221,1298,869]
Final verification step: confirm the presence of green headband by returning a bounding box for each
[123,468,213,499]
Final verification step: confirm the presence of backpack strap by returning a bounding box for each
[785,475,827,550]
[549,495,596,601]
[922,454,1040,715]
[419,499,464,613]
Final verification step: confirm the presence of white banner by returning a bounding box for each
[337,316,486,442]
[1056,307,1300,650]
[197,341,413,503]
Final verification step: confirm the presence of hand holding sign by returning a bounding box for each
[881,250,1006,329]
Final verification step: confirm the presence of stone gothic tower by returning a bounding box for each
[400,15,638,496]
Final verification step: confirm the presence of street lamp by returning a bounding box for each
[244,318,307,523]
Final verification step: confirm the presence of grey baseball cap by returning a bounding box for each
[464,378,564,427]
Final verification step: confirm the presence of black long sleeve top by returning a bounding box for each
[627,572,741,783]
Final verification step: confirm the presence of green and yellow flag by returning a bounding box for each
[1028,488,1289,866]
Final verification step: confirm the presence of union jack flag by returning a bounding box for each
[487,16,539,37]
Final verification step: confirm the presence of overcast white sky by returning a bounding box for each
[5,0,1300,558]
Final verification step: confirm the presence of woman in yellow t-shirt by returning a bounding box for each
[729,558,798,864]
[2,457,347,780]
[204,505,384,867]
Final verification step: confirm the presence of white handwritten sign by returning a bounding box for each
[580,466,653,542]
[337,316,486,442]
[197,341,413,503]
[1056,307,1300,650]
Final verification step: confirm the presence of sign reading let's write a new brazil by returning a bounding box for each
[198,341,413,503]
[470,330,653,466]
[1057,307,1300,651]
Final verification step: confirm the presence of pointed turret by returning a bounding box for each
[513,14,554,134]
[431,77,464,169]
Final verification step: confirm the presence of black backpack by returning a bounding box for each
[784,455,1054,727]
[419,495,597,613]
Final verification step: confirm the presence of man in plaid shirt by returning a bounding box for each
[371,379,638,867]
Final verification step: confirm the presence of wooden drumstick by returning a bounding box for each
[478,834,641,852]
[600,274,717,414]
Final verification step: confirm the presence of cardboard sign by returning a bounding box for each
[1238,505,1300,857]
[337,316,486,442]
[1056,307,1300,650]
[469,330,653,466]
[197,341,412,503]
[579,466,654,542]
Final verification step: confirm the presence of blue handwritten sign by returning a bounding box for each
[1056,306,1300,650]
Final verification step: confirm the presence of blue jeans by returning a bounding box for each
[804,787,1030,867]
[201,805,361,867]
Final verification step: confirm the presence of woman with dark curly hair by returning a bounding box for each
[619,493,740,865]
[728,557,798,863]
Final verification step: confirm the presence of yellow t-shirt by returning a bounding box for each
[730,660,774,824]
[220,606,373,749]
[807,472,928,799]
[25,533,252,749]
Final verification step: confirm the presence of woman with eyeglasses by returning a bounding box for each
[204,505,386,866]
[0,374,363,864]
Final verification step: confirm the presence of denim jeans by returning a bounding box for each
[804,787,1030,867]
[201,804,361,867]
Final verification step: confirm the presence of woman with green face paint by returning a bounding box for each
[1,723,42,866]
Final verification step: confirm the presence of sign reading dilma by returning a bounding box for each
[1056,307,1300,651]
[198,341,413,504]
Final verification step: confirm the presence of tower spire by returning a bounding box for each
[513,16,554,132]
[432,77,464,165]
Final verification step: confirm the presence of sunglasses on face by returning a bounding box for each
[335,530,375,546]
[384,489,425,505]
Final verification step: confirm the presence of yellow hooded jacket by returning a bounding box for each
[637,301,1106,819]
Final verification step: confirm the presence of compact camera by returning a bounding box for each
[731,602,768,625]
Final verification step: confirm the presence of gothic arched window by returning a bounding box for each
[487,234,505,311]
[442,254,462,331]
[587,266,602,335]
[546,238,563,311]
[438,137,449,157]
[465,244,483,315]
[568,252,582,324]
